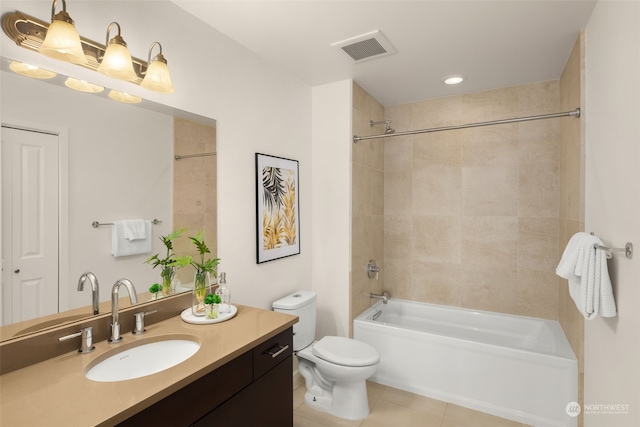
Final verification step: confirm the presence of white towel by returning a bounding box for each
[112,220,152,257]
[556,232,617,319]
[122,219,147,241]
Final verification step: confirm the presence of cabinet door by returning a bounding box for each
[118,351,252,427]
[194,355,293,427]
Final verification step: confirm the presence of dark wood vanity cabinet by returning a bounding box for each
[117,328,293,427]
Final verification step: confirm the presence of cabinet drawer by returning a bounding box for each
[253,327,293,380]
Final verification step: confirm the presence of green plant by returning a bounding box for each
[178,232,220,314]
[146,228,186,270]
[178,231,220,279]
[204,293,221,305]
[146,229,186,295]
[149,283,160,294]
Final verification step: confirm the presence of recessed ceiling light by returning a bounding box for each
[443,75,464,85]
[9,61,57,79]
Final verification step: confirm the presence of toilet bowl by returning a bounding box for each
[272,291,379,420]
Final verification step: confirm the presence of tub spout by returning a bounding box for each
[370,291,390,304]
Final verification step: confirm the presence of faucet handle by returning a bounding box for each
[132,310,157,335]
[59,327,95,353]
[367,260,380,280]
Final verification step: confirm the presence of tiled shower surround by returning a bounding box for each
[351,34,585,426]
[352,79,563,319]
[172,118,218,285]
[382,80,561,319]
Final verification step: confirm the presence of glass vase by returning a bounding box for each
[161,266,175,297]
[192,271,210,317]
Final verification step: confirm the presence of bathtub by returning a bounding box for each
[354,299,578,427]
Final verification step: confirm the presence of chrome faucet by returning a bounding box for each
[370,291,390,304]
[109,279,138,343]
[77,272,100,315]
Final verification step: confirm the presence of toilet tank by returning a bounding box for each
[272,290,316,351]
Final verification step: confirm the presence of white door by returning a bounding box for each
[1,126,59,325]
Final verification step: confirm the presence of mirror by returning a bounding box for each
[0,57,217,341]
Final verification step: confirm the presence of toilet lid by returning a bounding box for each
[312,336,379,367]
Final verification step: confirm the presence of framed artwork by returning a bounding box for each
[255,153,300,263]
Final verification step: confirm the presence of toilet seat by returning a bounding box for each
[312,336,379,367]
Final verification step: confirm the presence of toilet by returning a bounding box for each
[273,290,379,420]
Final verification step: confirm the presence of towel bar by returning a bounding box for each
[92,219,162,228]
[594,242,633,260]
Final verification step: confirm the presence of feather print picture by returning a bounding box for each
[256,154,300,263]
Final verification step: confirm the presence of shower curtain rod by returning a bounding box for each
[353,108,580,143]
[174,152,216,160]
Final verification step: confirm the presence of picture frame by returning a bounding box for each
[255,153,300,263]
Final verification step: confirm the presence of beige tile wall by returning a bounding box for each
[558,34,585,426]
[351,82,385,331]
[383,81,561,319]
[172,118,218,285]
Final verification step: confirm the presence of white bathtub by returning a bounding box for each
[354,299,578,427]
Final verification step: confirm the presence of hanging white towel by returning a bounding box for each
[556,232,617,319]
[122,219,147,241]
[112,220,152,257]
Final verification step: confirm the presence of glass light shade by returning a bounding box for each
[140,60,174,94]
[98,43,137,81]
[64,77,104,93]
[9,61,57,79]
[108,90,141,104]
[38,20,86,65]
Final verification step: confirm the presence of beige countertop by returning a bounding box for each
[0,304,297,427]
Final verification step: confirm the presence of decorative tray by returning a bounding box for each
[180,305,238,324]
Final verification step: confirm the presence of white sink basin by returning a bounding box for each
[85,336,200,382]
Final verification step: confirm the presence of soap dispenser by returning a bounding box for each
[216,272,231,314]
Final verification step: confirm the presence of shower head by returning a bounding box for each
[370,120,395,135]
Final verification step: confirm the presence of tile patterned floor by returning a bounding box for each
[293,382,534,427]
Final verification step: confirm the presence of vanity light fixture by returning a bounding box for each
[97,22,137,82]
[9,61,57,79]
[108,89,141,104]
[38,0,86,65]
[443,75,465,85]
[1,2,175,94]
[64,77,104,93]
[140,42,174,94]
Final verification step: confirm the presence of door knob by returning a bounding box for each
[14,269,20,274]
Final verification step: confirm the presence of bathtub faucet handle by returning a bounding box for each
[367,260,380,280]
[370,291,390,304]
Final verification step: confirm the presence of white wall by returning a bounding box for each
[1,1,313,311]
[584,1,640,426]
[311,81,352,338]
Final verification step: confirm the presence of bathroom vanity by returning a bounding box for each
[0,303,297,426]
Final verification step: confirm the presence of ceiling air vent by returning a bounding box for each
[331,30,396,63]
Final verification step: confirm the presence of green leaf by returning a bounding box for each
[204,293,221,305]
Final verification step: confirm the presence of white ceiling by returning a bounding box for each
[172,1,597,106]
